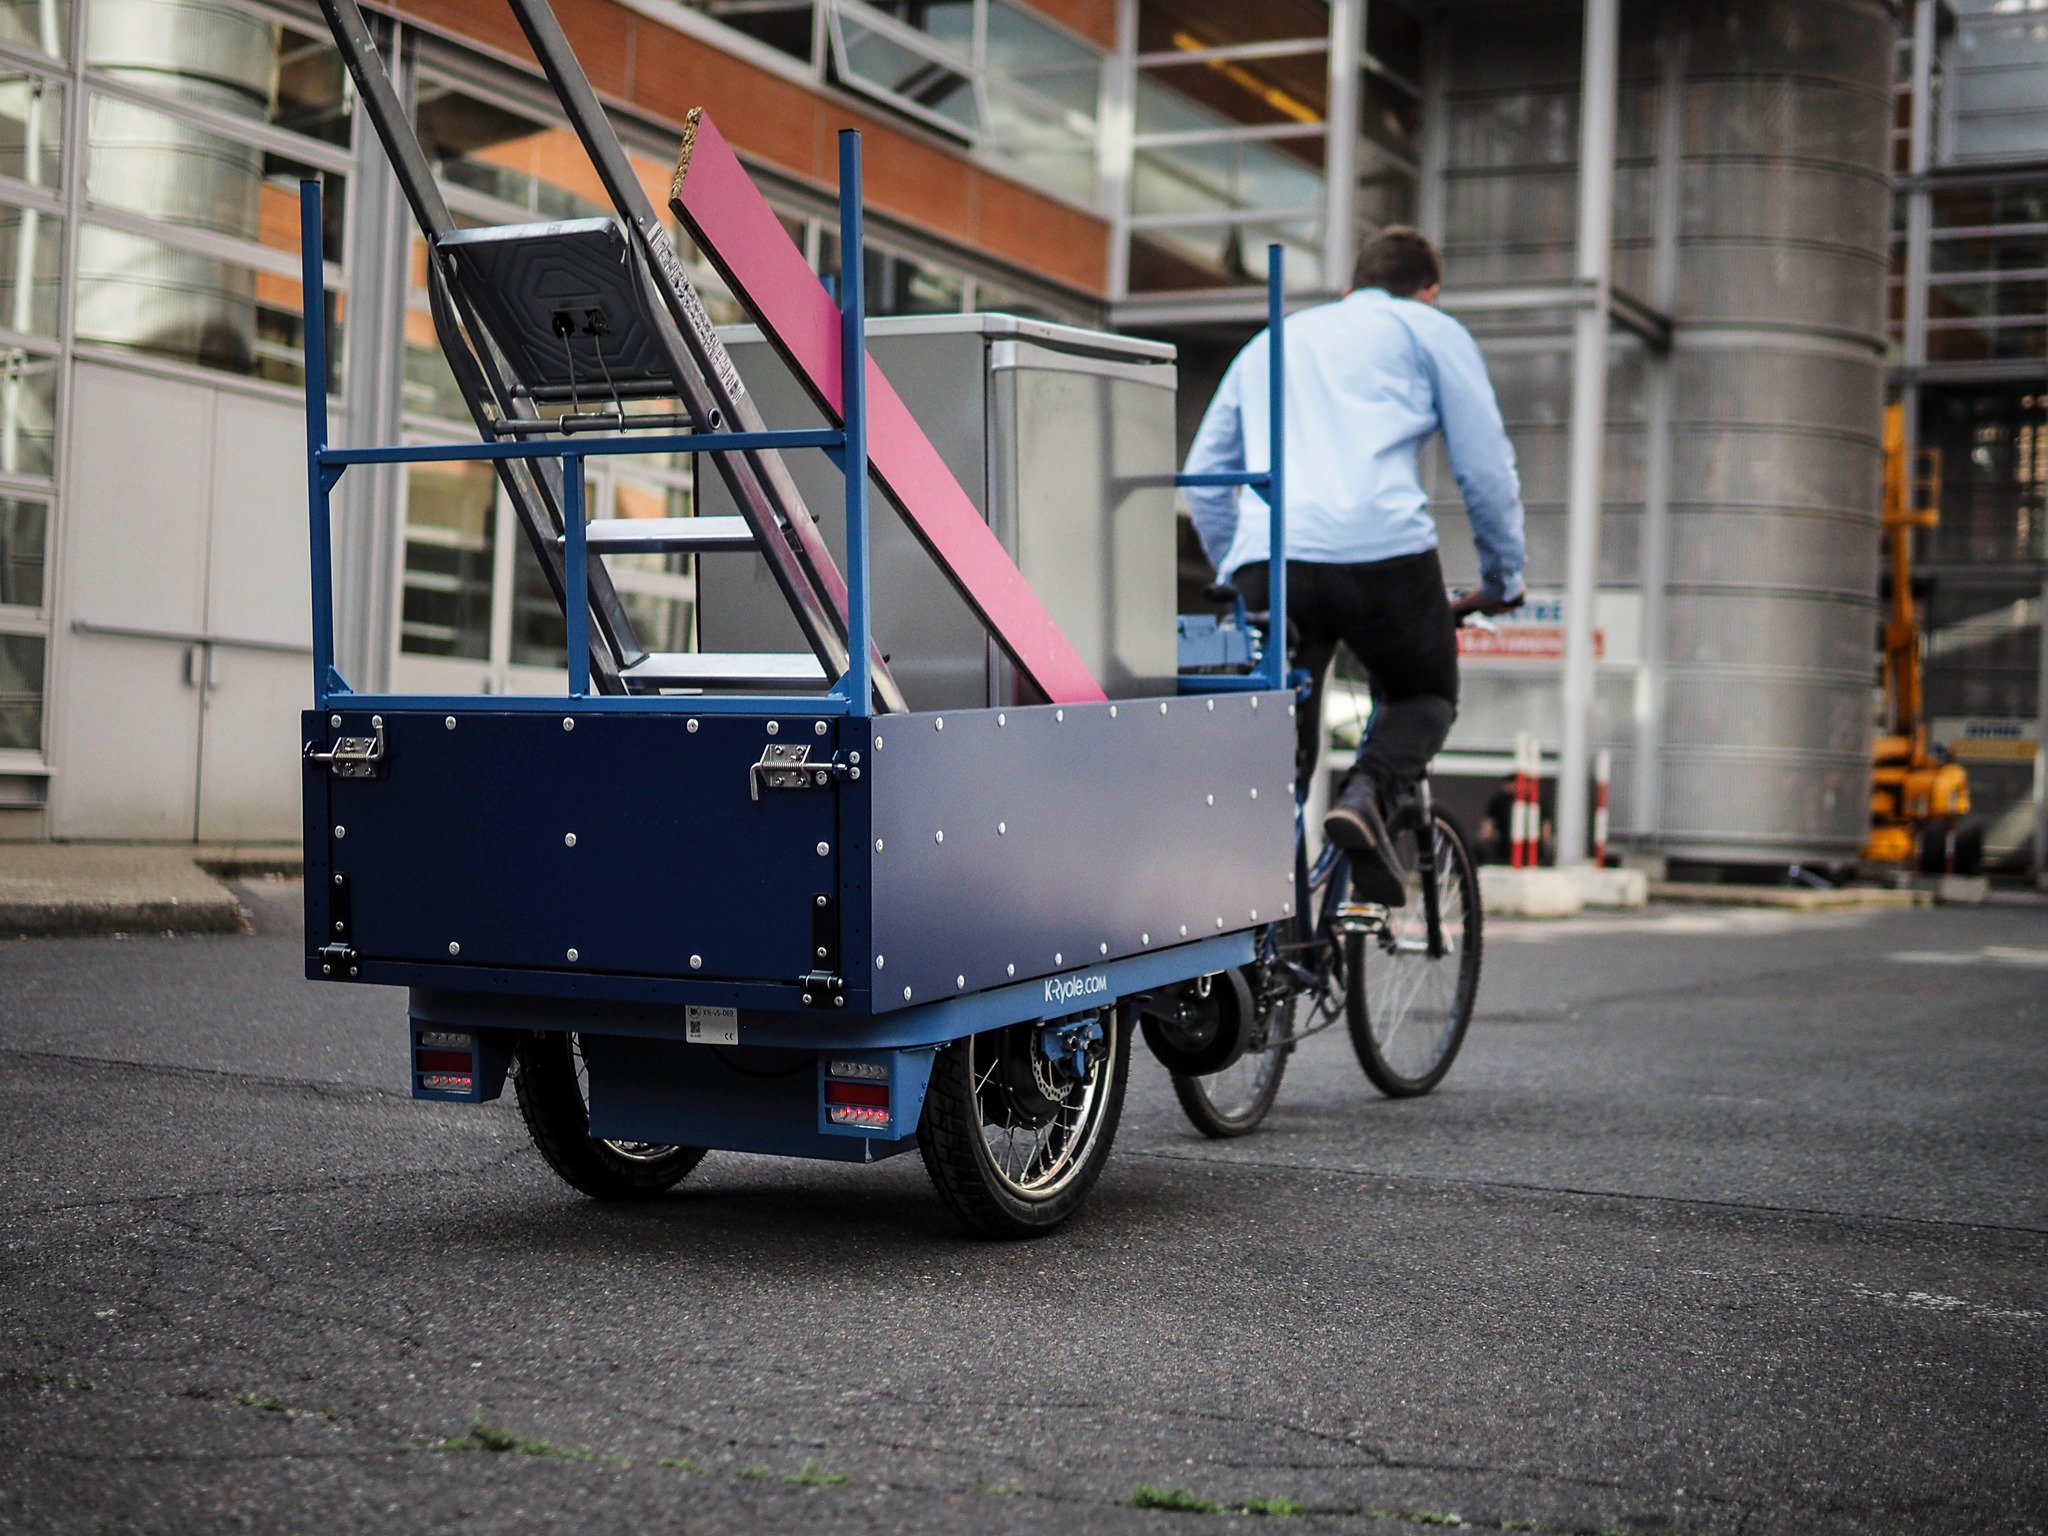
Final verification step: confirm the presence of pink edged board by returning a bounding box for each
[669,109,1105,706]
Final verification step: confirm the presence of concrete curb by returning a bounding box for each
[0,845,290,937]
[1649,881,1931,911]
[1480,866,1584,918]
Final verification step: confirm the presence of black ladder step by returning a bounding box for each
[576,516,758,554]
[619,652,826,690]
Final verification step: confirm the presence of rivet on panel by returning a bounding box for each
[876,955,885,970]
[1206,699,1214,712]
[998,713,1007,726]
[1179,925,1188,937]
[1109,705,1117,718]
[814,720,827,736]
[904,986,913,1001]
[935,717,944,730]
[329,713,341,728]
[1159,701,1168,715]
[766,720,779,736]
[1252,697,1260,709]
[1006,963,1015,977]
[371,715,383,729]
[816,841,831,857]
[333,874,343,886]
[445,716,457,730]
[1250,910,1258,922]
[1282,903,1292,915]
[997,822,1006,835]
[815,895,828,907]
[690,954,702,969]
[564,833,577,848]
[334,825,347,839]
[1098,942,1107,956]
[875,736,885,749]
[448,941,460,956]
[935,830,944,844]
[1054,952,1063,966]
[1250,787,1259,799]
[567,948,579,962]
[849,751,861,765]
[1141,933,1151,945]
[1206,794,1214,806]
[875,838,885,851]
[955,975,964,989]
[1215,917,1225,929]
[1055,709,1064,722]
[562,717,574,731]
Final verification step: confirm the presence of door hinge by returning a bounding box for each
[318,942,360,978]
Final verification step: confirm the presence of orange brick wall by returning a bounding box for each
[376,0,1111,297]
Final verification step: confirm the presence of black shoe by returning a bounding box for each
[1322,775,1411,907]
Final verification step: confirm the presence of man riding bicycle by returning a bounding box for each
[1182,226,1527,905]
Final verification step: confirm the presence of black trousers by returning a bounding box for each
[1234,550,1460,796]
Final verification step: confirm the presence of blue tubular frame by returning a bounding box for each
[296,157,876,711]
[1176,245,1287,694]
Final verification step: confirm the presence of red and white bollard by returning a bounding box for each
[1593,748,1612,869]
[1511,732,1538,868]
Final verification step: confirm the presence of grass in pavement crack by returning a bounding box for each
[1240,1496,1306,1516]
[785,1456,848,1486]
[1132,1484,1224,1513]
[442,1417,593,1460]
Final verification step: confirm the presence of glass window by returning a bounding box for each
[0,72,63,187]
[0,496,42,607]
[0,628,41,750]
[401,458,496,659]
[0,346,54,476]
[0,0,68,59]
[76,222,342,387]
[0,203,62,338]
[417,83,606,219]
[1127,218,1322,293]
[509,529,566,669]
[86,95,347,261]
[677,0,816,62]
[828,3,978,139]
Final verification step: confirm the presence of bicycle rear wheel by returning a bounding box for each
[1345,807,1482,1097]
[1170,994,1295,1138]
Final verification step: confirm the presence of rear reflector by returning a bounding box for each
[827,1105,890,1129]
[418,1030,473,1051]
[416,1049,472,1073]
[826,1059,888,1081]
[823,1079,890,1108]
[419,1073,473,1092]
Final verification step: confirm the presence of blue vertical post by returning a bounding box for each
[562,451,589,696]
[300,179,338,706]
[838,129,874,717]
[1263,244,1286,694]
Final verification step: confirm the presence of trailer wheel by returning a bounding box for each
[917,1006,1129,1238]
[514,1032,705,1200]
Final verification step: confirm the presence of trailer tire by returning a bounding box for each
[514,1032,705,1200]
[918,1006,1129,1239]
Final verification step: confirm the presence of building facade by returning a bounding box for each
[0,0,2040,876]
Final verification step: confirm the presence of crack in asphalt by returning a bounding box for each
[1123,1148,2048,1240]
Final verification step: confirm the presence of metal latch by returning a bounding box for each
[318,942,360,978]
[750,744,860,800]
[306,718,386,779]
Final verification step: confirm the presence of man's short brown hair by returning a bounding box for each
[1352,226,1442,298]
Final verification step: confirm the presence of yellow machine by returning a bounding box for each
[1865,403,1971,869]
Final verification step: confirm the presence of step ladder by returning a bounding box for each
[315,0,904,706]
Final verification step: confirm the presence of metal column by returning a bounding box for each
[1556,0,1620,865]
[1630,8,1685,855]
[1324,0,1364,294]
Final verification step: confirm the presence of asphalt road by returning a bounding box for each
[2,882,2044,1535]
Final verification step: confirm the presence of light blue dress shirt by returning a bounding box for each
[1182,287,1527,603]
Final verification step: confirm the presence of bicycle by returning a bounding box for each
[1144,601,1487,1138]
